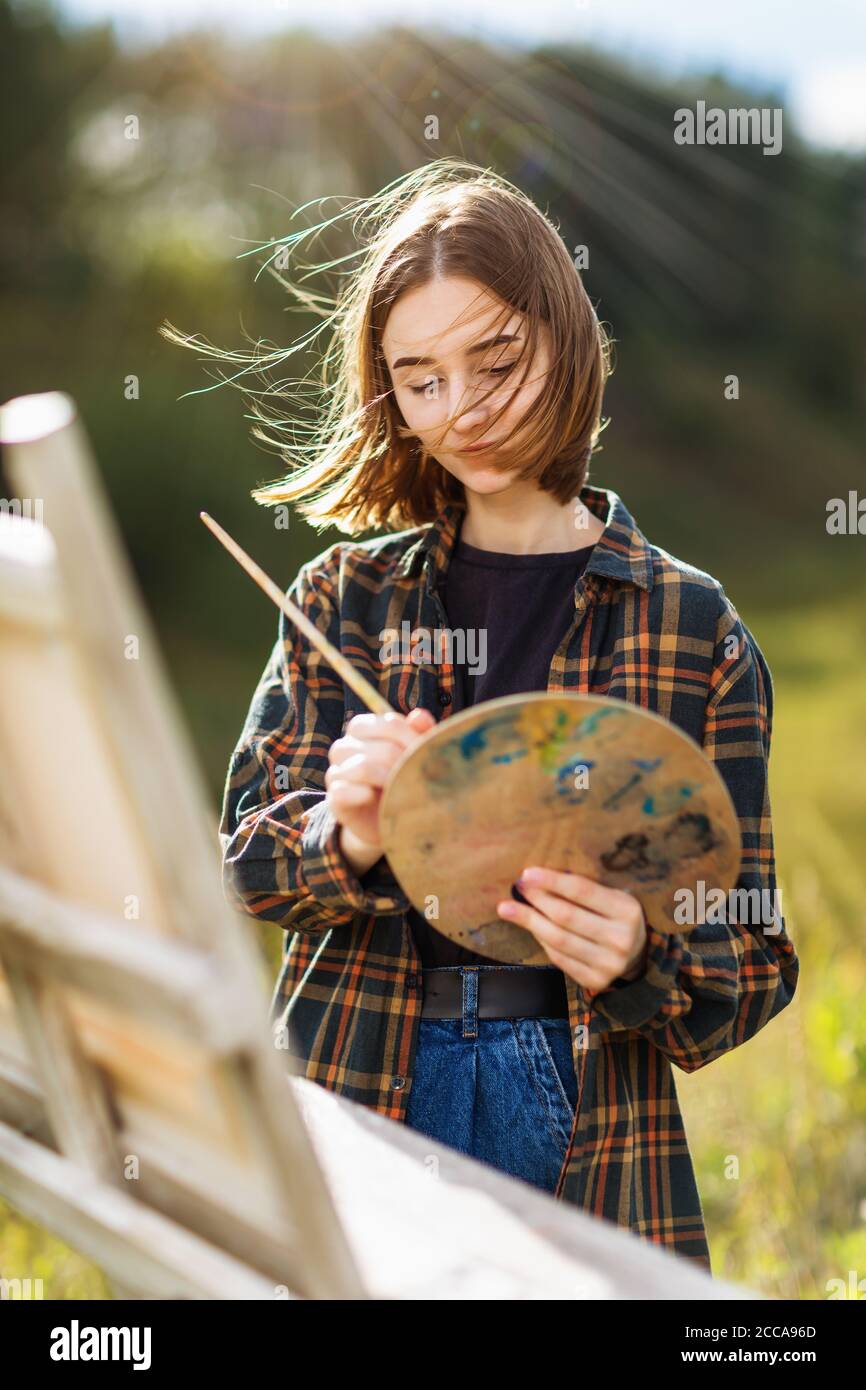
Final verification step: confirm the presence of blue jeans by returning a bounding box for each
[404,966,579,1193]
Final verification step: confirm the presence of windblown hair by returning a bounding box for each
[160,158,613,535]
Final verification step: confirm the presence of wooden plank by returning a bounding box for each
[2,962,122,1184]
[0,871,364,1295]
[3,392,247,957]
[0,876,363,1295]
[291,1076,756,1301]
[0,866,260,1055]
[0,1073,308,1288]
[0,516,174,933]
[0,1120,296,1300]
[0,1059,53,1144]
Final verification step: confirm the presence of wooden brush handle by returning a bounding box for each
[200,512,394,716]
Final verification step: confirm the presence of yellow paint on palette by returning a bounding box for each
[517,701,575,774]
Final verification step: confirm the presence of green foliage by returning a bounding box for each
[0,1197,112,1299]
[677,594,866,1298]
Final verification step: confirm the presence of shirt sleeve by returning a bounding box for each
[585,593,800,1071]
[218,555,412,933]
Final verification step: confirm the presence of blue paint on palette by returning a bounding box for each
[460,726,489,760]
[458,714,521,761]
[492,749,529,765]
[633,757,663,772]
[573,706,625,739]
[643,785,695,815]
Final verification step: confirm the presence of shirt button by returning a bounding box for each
[406,972,417,989]
[391,1075,406,1090]
[438,690,452,706]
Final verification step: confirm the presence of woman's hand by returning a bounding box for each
[496,867,649,995]
[326,707,437,869]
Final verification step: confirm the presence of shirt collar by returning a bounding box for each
[394,484,655,595]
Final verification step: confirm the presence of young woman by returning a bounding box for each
[170,159,799,1274]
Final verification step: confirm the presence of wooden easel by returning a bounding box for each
[0,392,359,1298]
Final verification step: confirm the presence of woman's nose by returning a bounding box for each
[452,409,488,437]
[450,386,491,434]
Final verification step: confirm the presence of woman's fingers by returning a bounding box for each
[329,734,411,768]
[406,707,437,731]
[328,781,374,807]
[513,885,609,942]
[326,708,436,842]
[325,752,394,790]
[330,708,436,773]
[345,710,432,751]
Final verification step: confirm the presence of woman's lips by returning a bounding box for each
[458,441,498,454]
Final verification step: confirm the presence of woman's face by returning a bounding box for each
[382,275,552,498]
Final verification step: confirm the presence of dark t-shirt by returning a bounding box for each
[407,532,596,967]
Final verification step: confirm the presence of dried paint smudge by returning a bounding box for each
[599,811,718,882]
[602,771,643,810]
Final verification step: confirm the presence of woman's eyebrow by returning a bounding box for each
[390,333,522,371]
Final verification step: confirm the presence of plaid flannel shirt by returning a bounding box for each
[219,483,799,1272]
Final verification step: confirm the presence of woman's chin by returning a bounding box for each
[455,462,519,493]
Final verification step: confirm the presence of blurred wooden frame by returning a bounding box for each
[0,393,749,1302]
[0,391,363,1299]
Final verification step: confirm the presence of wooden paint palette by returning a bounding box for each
[379,693,742,965]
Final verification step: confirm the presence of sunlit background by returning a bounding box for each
[1,0,864,1299]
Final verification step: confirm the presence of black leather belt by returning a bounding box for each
[420,967,569,1019]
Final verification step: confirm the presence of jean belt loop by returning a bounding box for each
[461,966,479,1038]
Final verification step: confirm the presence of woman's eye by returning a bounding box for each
[406,363,517,396]
[408,380,440,396]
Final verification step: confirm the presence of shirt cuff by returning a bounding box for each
[299,799,412,917]
[588,922,684,1030]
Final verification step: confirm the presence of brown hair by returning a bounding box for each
[160,158,613,535]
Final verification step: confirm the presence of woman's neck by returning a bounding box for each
[458,487,605,554]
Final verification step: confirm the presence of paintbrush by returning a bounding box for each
[200,512,394,716]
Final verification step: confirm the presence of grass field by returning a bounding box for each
[676,591,866,1298]
[2,592,864,1300]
